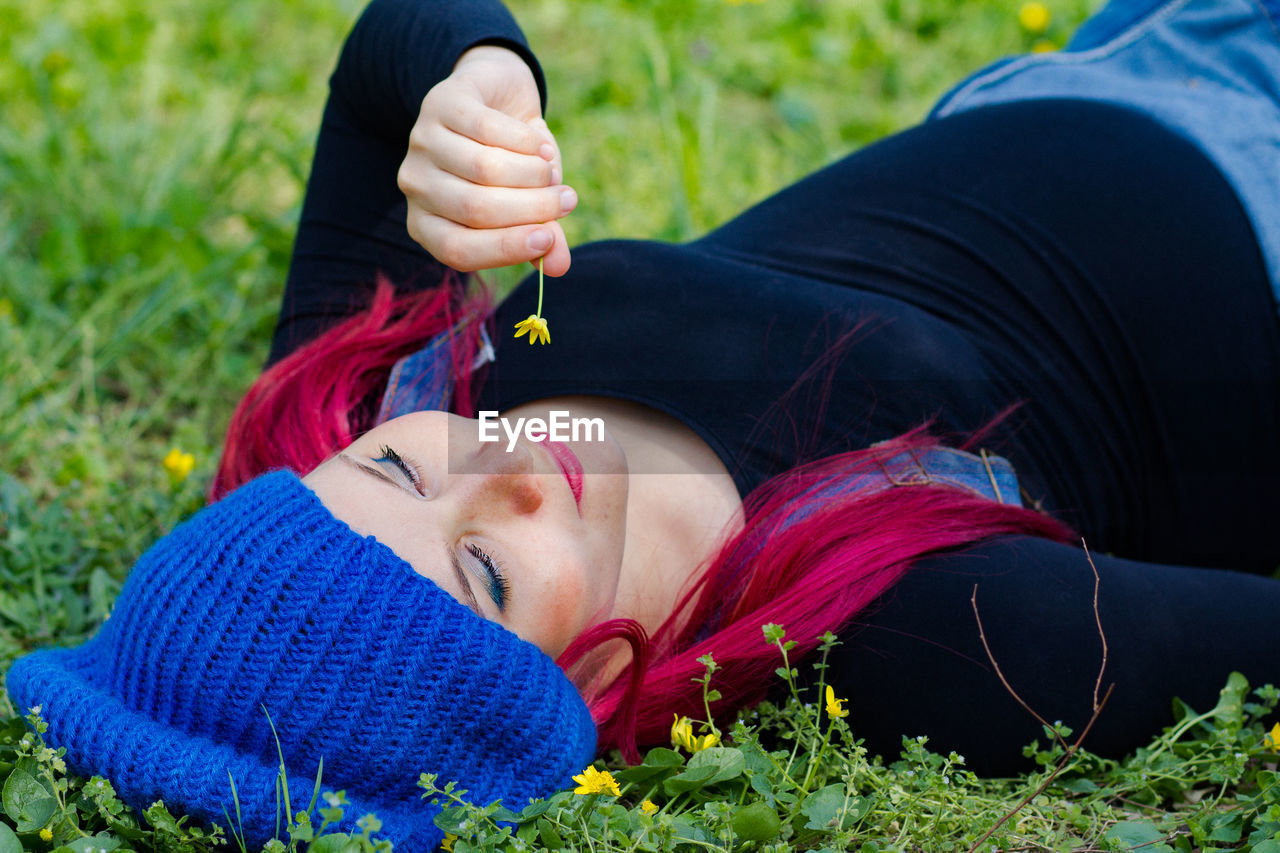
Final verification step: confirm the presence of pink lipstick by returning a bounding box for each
[543,440,584,508]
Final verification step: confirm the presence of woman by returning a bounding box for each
[10,0,1280,848]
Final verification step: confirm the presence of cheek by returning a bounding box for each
[524,567,597,655]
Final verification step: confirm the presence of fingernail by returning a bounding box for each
[539,143,555,161]
[528,230,553,252]
[551,166,561,185]
[560,188,577,213]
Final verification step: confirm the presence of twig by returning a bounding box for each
[970,585,1061,750]
[1081,539,1109,712]
[964,683,1115,853]
[964,541,1115,853]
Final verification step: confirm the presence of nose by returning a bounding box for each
[459,441,544,516]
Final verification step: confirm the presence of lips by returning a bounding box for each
[543,440,584,508]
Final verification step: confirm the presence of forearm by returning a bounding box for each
[329,0,547,147]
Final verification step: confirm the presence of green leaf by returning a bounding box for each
[1103,821,1166,849]
[686,747,745,785]
[537,818,564,850]
[616,748,684,784]
[516,798,552,822]
[487,805,520,823]
[730,802,781,842]
[1250,841,1280,853]
[0,822,21,853]
[105,817,148,841]
[431,806,470,835]
[801,784,871,832]
[1211,672,1250,730]
[1203,812,1242,844]
[641,747,685,768]
[661,763,719,795]
[308,832,362,853]
[1058,778,1098,794]
[142,801,182,836]
[2,768,57,831]
[669,816,712,844]
[62,834,120,853]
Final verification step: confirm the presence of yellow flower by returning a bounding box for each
[1018,1,1051,33]
[162,448,195,485]
[513,313,550,346]
[825,685,849,719]
[515,256,552,346]
[439,834,456,851]
[39,828,53,842]
[671,714,694,751]
[1265,722,1280,753]
[670,714,719,752]
[1031,38,1057,53]
[640,799,659,816]
[572,765,621,797]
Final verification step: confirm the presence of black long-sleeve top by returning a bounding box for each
[269,0,1280,774]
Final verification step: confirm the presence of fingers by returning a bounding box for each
[401,160,576,230]
[400,52,576,275]
[440,97,546,155]
[407,215,573,275]
[428,128,555,188]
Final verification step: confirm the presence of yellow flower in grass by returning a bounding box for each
[1018,1,1052,33]
[640,799,659,816]
[39,828,53,842]
[513,313,550,345]
[163,448,195,485]
[1264,722,1280,753]
[440,835,456,851]
[825,685,849,719]
[573,765,621,797]
[670,714,719,752]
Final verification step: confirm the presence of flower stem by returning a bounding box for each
[536,256,544,317]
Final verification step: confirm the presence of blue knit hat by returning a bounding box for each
[6,470,597,850]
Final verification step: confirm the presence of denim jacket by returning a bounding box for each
[930,0,1280,298]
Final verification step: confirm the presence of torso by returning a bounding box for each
[481,102,1280,571]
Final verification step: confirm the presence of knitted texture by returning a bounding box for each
[6,470,597,850]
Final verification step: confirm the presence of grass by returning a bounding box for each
[12,0,1279,851]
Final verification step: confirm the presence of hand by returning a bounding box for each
[398,45,575,275]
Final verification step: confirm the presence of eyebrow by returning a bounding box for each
[341,454,485,616]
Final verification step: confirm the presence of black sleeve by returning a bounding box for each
[267,0,547,366]
[808,536,1280,776]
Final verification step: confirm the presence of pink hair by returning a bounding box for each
[562,441,1073,760]
[217,280,1074,762]
[212,275,488,499]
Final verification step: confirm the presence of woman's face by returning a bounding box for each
[302,411,629,658]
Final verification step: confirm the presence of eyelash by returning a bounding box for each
[467,543,510,611]
[372,445,510,611]
[376,444,424,494]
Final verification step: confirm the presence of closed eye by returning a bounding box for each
[374,445,424,495]
[466,543,510,611]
